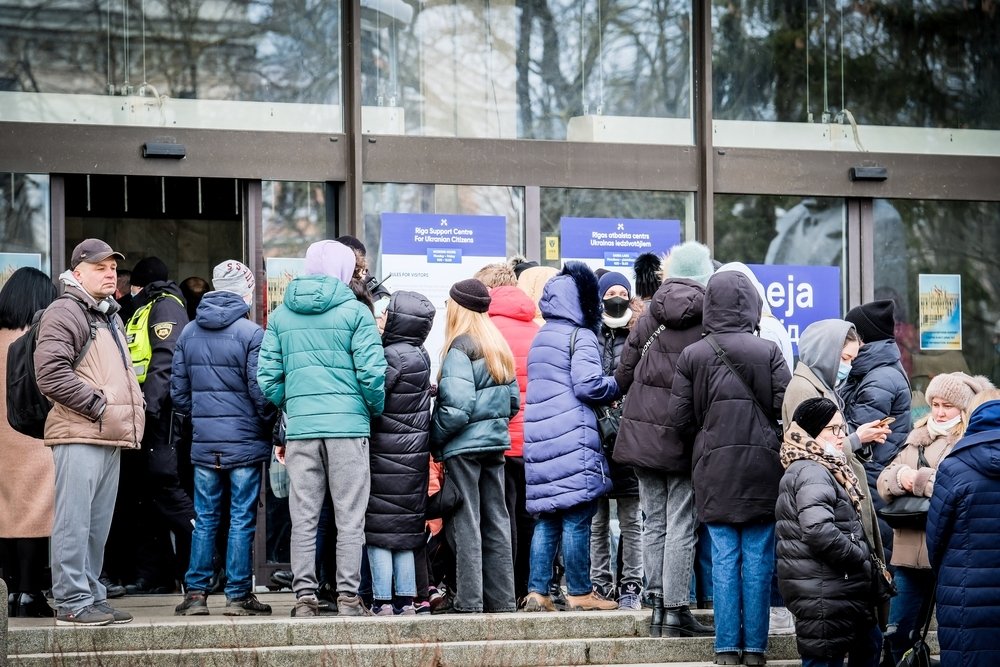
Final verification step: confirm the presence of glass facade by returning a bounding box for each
[712,1,1000,154]
[0,174,51,279]
[0,0,343,132]
[360,0,692,143]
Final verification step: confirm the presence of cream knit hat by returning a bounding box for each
[925,372,995,411]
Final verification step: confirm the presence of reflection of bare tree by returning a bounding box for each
[262,181,329,258]
[0,175,49,255]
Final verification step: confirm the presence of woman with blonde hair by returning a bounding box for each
[431,278,520,613]
[877,372,993,664]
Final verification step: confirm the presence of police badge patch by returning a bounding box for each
[153,322,174,340]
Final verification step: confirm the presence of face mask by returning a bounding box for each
[603,296,629,319]
[823,441,844,459]
[933,414,962,431]
[836,361,852,383]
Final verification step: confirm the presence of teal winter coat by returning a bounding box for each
[431,335,519,461]
[258,275,386,440]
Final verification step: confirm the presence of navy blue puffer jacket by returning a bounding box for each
[524,262,617,515]
[927,399,1000,667]
[171,291,275,469]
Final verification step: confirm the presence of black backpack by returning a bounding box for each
[6,296,97,439]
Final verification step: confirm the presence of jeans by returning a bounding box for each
[185,464,261,600]
[637,469,697,606]
[885,566,935,664]
[367,546,416,600]
[445,452,515,612]
[708,522,775,655]
[690,523,714,605]
[590,497,642,593]
[528,500,596,596]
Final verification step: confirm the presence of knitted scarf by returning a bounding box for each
[781,424,865,517]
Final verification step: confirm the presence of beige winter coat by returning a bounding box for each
[34,285,145,448]
[877,424,956,569]
[0,327,55,537]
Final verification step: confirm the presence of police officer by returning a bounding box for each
[112,257,196,593]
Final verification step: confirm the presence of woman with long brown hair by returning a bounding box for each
[430,278,520,613]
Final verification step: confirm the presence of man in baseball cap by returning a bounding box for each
[70,238,125,271]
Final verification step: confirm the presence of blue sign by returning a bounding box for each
[560,217,682,261]
[748,264,842,353]
[381,213,507,257]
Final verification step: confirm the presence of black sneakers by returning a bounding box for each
[174,591,210,616]
[94,601,133,624]
[224,593,272,616]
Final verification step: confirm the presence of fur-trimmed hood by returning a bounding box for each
[538,261,602,333]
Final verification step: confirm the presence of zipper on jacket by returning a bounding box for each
[214,452,222,470]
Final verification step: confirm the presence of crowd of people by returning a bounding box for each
[1,236,998,667]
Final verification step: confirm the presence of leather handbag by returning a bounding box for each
[896,589,935,667]
[878,446,932,530]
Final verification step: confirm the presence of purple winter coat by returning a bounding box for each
[524,262,618,515]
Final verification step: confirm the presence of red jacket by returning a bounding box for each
[488,286,539,457]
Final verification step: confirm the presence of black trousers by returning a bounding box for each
[0,537,50,592]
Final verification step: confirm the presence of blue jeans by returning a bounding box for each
[690,522,714,605]
[185,464,262,600]
[885,566,935,664]
[708,522,775,655]
[528,501,596,596]
[367,546,416,600]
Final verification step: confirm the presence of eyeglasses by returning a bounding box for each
[823,424,847,436]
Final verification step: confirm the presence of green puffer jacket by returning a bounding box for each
[258,275,386,440]
[431,335,519,461]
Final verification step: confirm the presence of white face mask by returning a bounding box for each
[928,414,961,437]
[823,441,845,460]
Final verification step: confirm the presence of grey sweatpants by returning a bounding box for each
[285,437,370,597]
[51,444,121,614]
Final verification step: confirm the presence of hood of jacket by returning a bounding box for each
[649,278,705,330]
[716,261,772,316]
[195,290,250,329]
[951,400,1000,478]
[702,270,762,335]
[283,275,355,315]
[383,290,434,347]
[133,280,184,309]
[849,339,902,378]
[489,285,536,323]
[58,271,121,316]
[538,261,602,333]
[798,319,856,389]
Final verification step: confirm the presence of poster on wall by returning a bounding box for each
[559,217,682,285]
[747,264,841,356]
[264,257,306,316]
[380,212,507,375]
[918,274,962,350]
[0,252,42,292]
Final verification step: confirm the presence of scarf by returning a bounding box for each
[781,424,865,517]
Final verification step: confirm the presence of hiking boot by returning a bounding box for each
[617,582,642,611]
[56,604,114,626]
[663,605,714,637]
[99,575,126,599]
[714,652,741,666]
[291,594,320,618]
[337,593,372,617]
[522,592,556,612]
[175,592,210,616]
[94,601,133,624]
[224,593,272,616]
[565,590,618,611]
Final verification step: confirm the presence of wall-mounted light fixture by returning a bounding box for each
[142,142,186,159]
[849,166,888,182]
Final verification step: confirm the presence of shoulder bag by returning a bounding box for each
[896,588,935,667]
[878,446,932,530]
[705,334,783,441]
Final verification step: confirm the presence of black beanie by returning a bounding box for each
[513,260,538,278]
[844,299,895,343]
[131,257,169,287]
[449,279,491,313]
[792,397,840,439]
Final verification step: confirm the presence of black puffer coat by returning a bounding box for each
[599,313,638,497]
[614,279,705,473]
[776,427,874,659]
[365,291,434,550]
[668,271,790,523]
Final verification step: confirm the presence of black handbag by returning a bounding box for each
[570,328,621,453]
[878,446,932,530]
[705,334,784,441]
[896,589,935,667]
[425,472,463,520]
[862,530,897,630]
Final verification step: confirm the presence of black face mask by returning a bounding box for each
[603,296,630,319]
